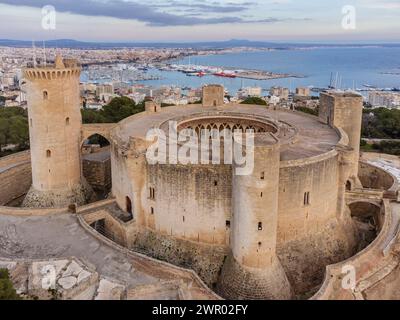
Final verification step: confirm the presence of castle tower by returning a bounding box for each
[319,91,363,189]
[22,55,92,208]
[202,84,224,107]
[218,135,292,300]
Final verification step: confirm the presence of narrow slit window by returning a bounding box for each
[260,172,265,180]
[258,222,263,231]
[43,91,48,100]
[46,150,51,158]
[149,187,155,200]
[304,192,310,206]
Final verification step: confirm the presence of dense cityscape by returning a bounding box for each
[1,45,400,157]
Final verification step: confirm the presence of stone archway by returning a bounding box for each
[349,201,382,251]
[81,133,112,200]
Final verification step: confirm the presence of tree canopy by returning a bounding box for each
[0,107,29,156]
[362,108,400,139]
[82,97,145,124]
[240,97,267,106]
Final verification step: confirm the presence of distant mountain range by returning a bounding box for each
[0,38,399,49]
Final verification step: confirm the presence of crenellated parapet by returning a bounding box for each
[23,67,81,81]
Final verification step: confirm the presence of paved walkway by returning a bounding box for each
[0,213,162,287]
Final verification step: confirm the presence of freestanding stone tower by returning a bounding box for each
[22,55,92,208]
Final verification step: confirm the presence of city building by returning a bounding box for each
[296,87,311,97]
[96,83,115,102]
[368,91,400,108]
[238,86,263,98]
[270,86,289,100]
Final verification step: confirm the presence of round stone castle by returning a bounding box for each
[10,57,397,300]
[108,87,364,299]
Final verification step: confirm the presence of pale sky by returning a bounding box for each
[0,0,399,42]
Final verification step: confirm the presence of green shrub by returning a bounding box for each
[240,97,267,106]
[0,268,21,300]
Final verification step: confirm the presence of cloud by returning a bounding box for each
[151,0,256,13]
[358,0,400,9]
[0,0,291,26]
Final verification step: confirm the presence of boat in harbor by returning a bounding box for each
[186,71,206,77]
[213,71,237,78]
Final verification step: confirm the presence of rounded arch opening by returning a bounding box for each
[126,196,133,215]
[349,201,382,251]
[81,134,112,201]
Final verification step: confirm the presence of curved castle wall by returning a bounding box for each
[0,151,32,206]
[277,152,357,296]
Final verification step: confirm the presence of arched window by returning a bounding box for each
[258,222,263,231]
[46,150,51,158]
[43,91,48,100]
[346,181,352,191]
[66,117,70,125]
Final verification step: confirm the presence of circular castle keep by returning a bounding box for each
[110,86,365,299]
[1,56,399,300]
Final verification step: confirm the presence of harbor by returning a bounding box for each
[153,62,303,80]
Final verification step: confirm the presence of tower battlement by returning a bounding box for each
[23,55,80,81]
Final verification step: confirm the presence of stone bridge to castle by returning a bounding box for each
[81,124,117,146]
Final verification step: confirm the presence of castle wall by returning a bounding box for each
[0,151,32,205]
[277,152,357,296]
[359,162,395,191]
[82,154,111,192]
[133,229,227,287]
[146,164,232,246]
[278,153,340,243]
